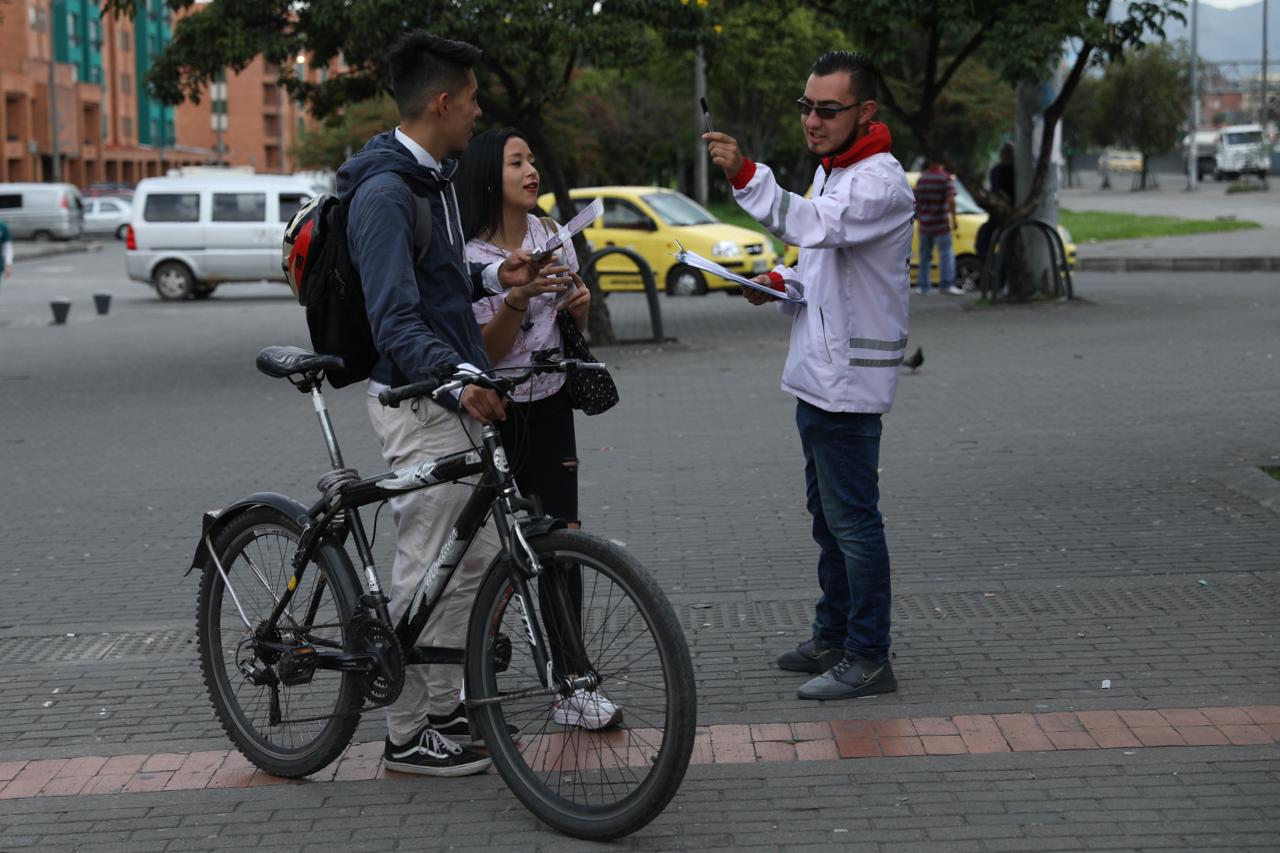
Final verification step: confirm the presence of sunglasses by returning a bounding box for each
[795,98,861,120]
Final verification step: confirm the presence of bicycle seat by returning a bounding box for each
[255,346,346,379]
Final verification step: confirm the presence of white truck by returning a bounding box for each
[1212,124,1270,181]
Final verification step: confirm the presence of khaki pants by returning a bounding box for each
[367,395,500,744]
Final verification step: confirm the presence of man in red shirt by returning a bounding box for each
[913,159,962,295]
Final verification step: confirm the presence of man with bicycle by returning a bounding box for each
[704,50,914,700]
[339,31,564,775]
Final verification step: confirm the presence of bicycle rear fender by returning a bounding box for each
[187,492,314,576]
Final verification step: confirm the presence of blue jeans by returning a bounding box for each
[796,400,892,662]
[917,229,955,293]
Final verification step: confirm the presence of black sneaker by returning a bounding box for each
[776,637,844,674]
[796,654,897,701]
[383,726,492,777]
[426,702,517,745]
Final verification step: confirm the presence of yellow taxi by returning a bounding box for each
[781,173,1074,289]
[537,187,780,295]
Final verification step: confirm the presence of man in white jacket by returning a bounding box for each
[705,50,915,701]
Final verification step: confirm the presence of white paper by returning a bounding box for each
[536,197,604,258]
[673,244,806,304]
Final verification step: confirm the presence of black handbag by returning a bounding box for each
[555,309,619,416]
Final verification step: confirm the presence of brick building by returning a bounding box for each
[1,0,322,189]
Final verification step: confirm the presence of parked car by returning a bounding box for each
[1213,124,1270,180]
[536,187,780,295]
[1096,148,1144,175]
[781,174,1075,290]
[83,196,132,240]
[0,182,84,240]
[125,175,315,300]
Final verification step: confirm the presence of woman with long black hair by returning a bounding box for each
[455,127,620,731]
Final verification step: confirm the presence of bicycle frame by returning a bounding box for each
[240,383,569,694]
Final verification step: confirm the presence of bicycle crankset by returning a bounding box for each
[352,614,404,707]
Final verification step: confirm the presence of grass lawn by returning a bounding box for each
[1263,466,1280,483]
[1059,209,1262,242]
[708,201,785,253]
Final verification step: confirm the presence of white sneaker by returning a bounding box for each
[943,285,965,295]
[552,689,623,730]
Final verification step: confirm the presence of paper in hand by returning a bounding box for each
[534,197,604,259]
[673,243,806,305]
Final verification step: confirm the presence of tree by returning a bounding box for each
[808,0,1185,299]
[1093,42,1189,189]
[289,97,398,171]
[99,0,711,343]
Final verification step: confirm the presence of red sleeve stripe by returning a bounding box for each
[730,159,757,190]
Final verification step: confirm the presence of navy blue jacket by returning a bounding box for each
[336,132,490,392]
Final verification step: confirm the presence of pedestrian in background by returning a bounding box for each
[977,141,1016,263]
[704,50,914,701]
[914,159,962,295]
[0,218,12,282]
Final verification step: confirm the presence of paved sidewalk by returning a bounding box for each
[0,245,1278,850]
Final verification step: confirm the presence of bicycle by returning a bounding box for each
[188,345,697,840]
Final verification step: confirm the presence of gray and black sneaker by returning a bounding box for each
[383,726,491,777]
[796,654,897,701]
[776,637,844,674]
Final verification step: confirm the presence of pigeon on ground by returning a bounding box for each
[902,347,924,372]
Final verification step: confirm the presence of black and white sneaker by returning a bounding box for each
[383,726,491,777]
[426,703,476,744]
[426,702,517,745]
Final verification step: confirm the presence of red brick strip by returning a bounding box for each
[0,705,1275,800]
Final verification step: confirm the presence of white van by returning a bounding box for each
[1213,124,1270,181]
[0,183,85,240]
[125,174,315,300]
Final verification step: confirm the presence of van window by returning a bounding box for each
[1224,131,1263,146]
[144,193,200,222]
[212,192,266,222]
[278,192,308,222]
[0,194,20,210]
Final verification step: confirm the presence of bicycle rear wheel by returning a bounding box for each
[465,530,696,840]
[197,506,362,777]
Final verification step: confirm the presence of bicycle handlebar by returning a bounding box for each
[377,355,606,408]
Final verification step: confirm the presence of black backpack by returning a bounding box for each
[283,189,432,388]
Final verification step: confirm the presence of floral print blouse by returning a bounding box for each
[466,214,580,403]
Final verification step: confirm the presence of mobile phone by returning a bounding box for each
[700,97,715,134]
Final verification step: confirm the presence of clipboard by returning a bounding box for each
[673,242,806,305]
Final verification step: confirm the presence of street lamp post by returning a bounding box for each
[1187,0,1199,192]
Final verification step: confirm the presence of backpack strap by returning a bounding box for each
[412,194,433,266]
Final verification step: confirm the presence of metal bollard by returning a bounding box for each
[93,293,112,315]
[50,299,71,325]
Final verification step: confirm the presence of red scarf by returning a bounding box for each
[820,121,893,174]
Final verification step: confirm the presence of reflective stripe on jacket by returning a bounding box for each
[733,154,915,413]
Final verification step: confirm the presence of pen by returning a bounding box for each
[700,97,715,134]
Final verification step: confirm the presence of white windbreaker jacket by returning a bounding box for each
[732,151,915,414]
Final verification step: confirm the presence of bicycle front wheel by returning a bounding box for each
[197,506,362,777]
[465,530,697,840]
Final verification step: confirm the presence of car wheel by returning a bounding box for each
[115,224,128,240]
[153,261,195,301]
[956,256,981,293]
[32,229,53,243]
[191,283,218,300]
[665,264,707,297]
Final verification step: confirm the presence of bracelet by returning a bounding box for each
[503,296,527,313]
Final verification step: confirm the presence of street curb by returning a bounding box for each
[1077,256,1280,272]
[1215,465,1280,514]
[12,242,103,264]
